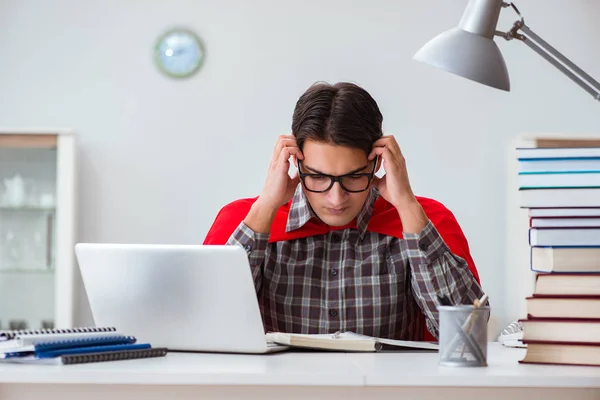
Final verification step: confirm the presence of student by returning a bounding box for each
[204,82,485,341]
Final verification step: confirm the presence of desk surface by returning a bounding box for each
[0,343,598,388]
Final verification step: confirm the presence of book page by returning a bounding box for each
[340,332,439,350]
[266,331,438,349]
[265,332,347,343]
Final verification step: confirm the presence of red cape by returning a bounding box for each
[203,195,480,341]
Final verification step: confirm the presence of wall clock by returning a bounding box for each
[154,28,205,78]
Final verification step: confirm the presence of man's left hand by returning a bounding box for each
[368,135,416,209]
[368,135,429,233]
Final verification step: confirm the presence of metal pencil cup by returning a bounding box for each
[438,305,490,367]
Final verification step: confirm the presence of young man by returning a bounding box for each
[204,82,485,341]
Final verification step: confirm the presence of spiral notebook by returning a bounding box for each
[0,327,121,350]
[3,347,168,365]
[0,326,118,341]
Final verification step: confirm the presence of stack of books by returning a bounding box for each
[0,326,167,365]
[517,145,600,367]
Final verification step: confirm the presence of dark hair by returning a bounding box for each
[291,82,383,155]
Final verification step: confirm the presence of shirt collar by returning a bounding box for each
[285,184,379,240]
[286,184,316,232]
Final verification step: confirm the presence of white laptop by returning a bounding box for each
[74,243,287,354]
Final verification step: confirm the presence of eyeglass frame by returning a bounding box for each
[297,156,379,193]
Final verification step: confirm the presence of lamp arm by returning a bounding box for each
[496,2,600,101]
[517,23,600,101]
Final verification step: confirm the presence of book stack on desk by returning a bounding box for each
[0,326,167,365]
[518,146,600,250]
[519,274,600,366]
[516,145,600,367]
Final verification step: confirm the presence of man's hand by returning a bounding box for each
[368,135,428,233]
[368,135,415,208]
[244,135,303,233]
[259,135,304,211]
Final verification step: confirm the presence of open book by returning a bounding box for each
[266,331,438,352]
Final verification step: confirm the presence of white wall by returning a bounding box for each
[0,0,599,337]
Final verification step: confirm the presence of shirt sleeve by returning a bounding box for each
[403,220,485,339]
[226,221,270,294]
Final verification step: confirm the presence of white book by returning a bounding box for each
[519,171,600,189]
[529,208,600,217]
[531,247,600,273]
[265,331,438,352]
[519,188,600,208]
[519,159,600,173]
[517,147,600,159]
[529,228,600,247]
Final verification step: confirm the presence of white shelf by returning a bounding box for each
[0,268,55,274]
[0,206,55,211]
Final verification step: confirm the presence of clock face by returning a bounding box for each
[155,29,205,78]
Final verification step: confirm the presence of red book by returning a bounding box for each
[520,342,600,367]
[526,295,600,320]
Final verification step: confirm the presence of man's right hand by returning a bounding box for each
[244,135,304,233]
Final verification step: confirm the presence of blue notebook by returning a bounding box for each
[0,336,137,357]
[1,343,151,360]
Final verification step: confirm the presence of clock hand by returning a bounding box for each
[171,48,187,56]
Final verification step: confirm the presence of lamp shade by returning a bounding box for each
[413,0,510,91]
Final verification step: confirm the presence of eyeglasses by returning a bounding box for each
[297,157,378,193]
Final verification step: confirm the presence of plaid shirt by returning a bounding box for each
[227,185,483,340]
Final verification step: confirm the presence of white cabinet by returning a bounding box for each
[0,129,76,330]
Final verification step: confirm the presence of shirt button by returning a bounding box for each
[244,244,252,252]
[331,233,341,242]
[329,309,338,317]
[331,269,338,277]
[419,241,429,252]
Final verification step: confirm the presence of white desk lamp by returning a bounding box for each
[414,0,600,101]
